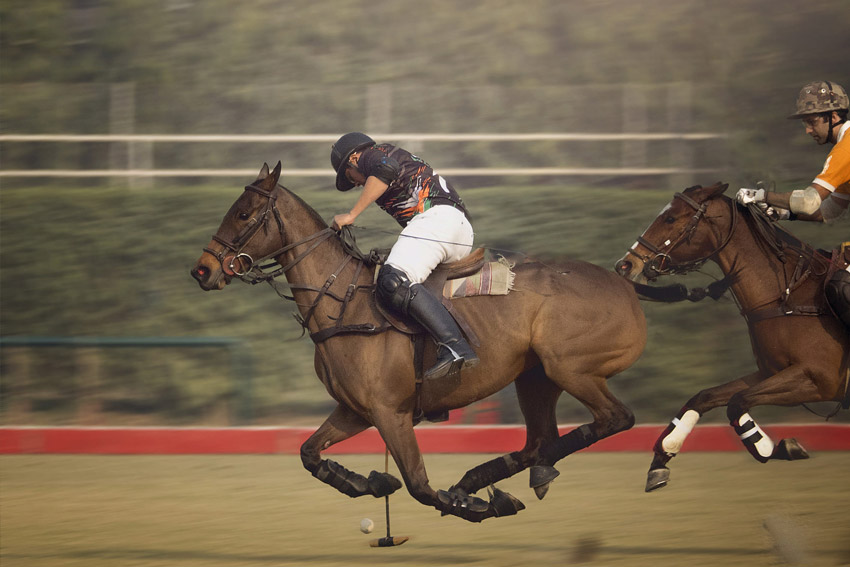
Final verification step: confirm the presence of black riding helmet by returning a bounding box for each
[330,132,375,191]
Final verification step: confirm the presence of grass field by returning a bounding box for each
[2,452,849,567]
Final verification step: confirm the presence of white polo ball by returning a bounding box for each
[360,518,374,534]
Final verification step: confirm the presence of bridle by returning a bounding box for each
[202,182,383,342]
[626,190,737,281]
[203,183,336,284]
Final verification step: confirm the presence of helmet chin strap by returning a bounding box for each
[823,80,847,143]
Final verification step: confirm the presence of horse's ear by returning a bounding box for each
[270,161,282,185]
[685,182,728,201]
[257,163,271,181]
[710,182,729,197]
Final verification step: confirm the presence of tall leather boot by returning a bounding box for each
[825,269,850,329]
[407,284,480,380]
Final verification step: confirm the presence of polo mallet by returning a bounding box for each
[369,447,409,547]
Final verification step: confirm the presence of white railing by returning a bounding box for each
[0,132,727,178]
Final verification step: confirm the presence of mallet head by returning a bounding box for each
[369,536,409,547]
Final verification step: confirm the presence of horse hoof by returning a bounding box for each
[488,485,525,517]
[530,466,559,500]
[437,488,491,520]
[773,438,810,461]
[368,471,402,497]
[529,465,559,487]
[533,483,550,500]
[645,467,670,492]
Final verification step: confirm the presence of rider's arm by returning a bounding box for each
[332,176,389,229]
[764,183,832,222]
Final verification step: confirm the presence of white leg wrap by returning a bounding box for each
[735,413,775,459]
[660,409,700,455]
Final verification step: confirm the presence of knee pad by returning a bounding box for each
[376,264,415,315]
[825,269,850,326]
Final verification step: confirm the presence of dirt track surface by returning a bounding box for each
[2,453,849,566]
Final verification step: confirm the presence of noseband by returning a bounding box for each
[203,183,335,284]
[628,191,737,280]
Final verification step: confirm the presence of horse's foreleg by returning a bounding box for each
[726,367,820,464]
[452,366,560,497]
[300,404,402,498]
[647,374,757,492]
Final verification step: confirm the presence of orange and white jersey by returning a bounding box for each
[814,121,850,200]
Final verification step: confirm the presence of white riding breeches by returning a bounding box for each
[385,205,474,284]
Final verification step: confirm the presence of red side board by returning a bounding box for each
[1,425,848,455]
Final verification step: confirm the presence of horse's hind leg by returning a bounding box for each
[537,374,634,484]
[300,403,402,498]
[452,365,561,499]
[726,366,821,463]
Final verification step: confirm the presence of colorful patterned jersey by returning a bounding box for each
[357,144,469,227]
[814,121,850,200]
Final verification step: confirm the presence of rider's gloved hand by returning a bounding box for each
[735,187,766,205]
[755,202,791,221]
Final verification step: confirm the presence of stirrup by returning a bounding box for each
[424,355,464,380]
[424,343,478,380]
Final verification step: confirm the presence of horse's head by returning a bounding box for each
[191,162,285,291]
[615,182,732,284]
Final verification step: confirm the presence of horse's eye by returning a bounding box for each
[664,216,676,224]
[238,212,251,221]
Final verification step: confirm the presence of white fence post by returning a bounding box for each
[668,82,694,190]
[621,84,649,170]
[109,82,153,188]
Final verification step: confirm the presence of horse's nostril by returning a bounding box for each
[192,266,210,281]
[616,260,632,275]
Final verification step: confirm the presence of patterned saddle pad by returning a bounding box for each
[443,256,515,298]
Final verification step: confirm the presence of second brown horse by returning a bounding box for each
[615,182,848,492]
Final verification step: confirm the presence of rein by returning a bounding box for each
[206,182,387,342]
[627,190,831,322]
[738,205,831,323]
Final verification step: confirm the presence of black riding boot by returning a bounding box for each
[407,284,480,380]
[825,269,850,329]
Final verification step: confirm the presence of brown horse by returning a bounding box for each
[614,182,848,492]
[191,162,646,521]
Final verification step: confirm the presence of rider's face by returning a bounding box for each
[802,114,832,145]
[344,152,366,186]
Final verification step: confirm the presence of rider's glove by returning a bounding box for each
[736,187,766,205]
[755,201,791,221]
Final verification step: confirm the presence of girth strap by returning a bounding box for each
[310,322,390,343]
[744,304,825,324]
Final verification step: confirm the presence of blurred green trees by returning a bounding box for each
[1,0,847,425]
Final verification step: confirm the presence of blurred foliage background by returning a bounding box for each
[1,0,847,426]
